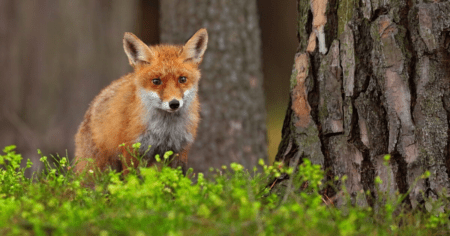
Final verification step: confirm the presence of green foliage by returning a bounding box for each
[0,145,449,235]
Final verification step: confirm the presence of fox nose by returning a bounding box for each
[169,99,180,110]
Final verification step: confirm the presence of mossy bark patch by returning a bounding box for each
[337,0,356,37]
[298,0,312,52]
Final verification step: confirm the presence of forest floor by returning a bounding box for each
[1,144,449,235]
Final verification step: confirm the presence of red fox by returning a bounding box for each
[74,29,208,174]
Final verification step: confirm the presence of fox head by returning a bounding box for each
[123,29,208,113]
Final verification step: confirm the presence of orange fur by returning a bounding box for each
[74,29,208,174]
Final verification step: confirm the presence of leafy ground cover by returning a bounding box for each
[0,144,449,235]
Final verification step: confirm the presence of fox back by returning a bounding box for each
[74,29,208,174]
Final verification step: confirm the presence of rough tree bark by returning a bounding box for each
[0,1,138,173]
[160,0,267,173]
[275,0,450,208]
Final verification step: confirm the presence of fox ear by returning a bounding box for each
[181,28,208,64]
[123,32,153,67]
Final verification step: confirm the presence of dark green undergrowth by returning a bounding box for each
[1,144,450,235]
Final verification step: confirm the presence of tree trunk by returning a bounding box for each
[160,0,267,173]
[0,1,138,173]
[275,0,450,208]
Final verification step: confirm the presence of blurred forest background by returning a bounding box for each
[0,1,297,173]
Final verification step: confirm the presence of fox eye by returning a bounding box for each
[179,76,187,83]
[152,78,162,85]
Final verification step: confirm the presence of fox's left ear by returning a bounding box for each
[181,28,208,64]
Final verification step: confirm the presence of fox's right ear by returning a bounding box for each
[123,32,153,67]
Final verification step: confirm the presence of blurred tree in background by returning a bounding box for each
[160,0,267,172]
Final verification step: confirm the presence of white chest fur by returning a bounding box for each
[136,89,195,160]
